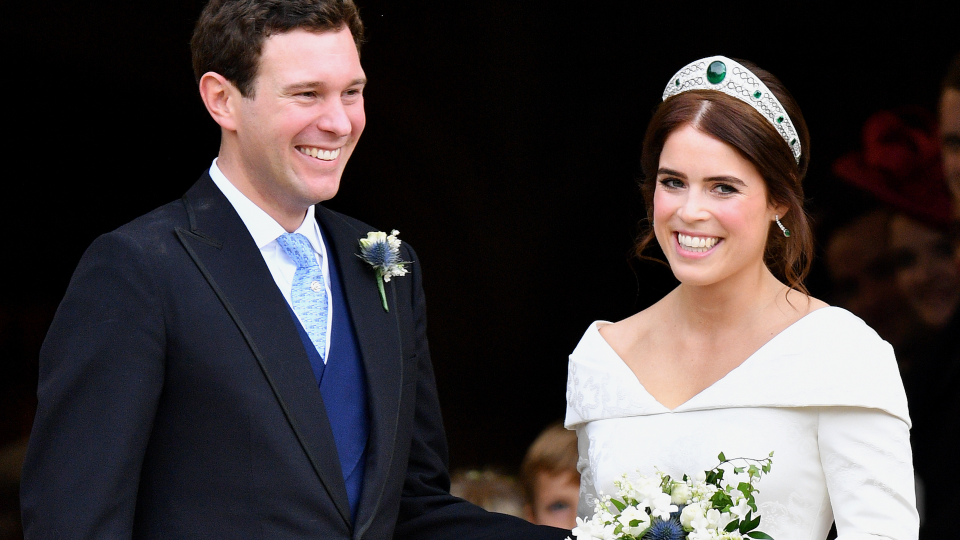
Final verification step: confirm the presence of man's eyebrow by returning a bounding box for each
[283,81,323,93]
[282,78,368,93]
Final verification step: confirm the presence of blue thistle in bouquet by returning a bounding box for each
[357,230,410,311]
[646,516,685,540]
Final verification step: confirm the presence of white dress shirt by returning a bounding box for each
[208,158,333,362]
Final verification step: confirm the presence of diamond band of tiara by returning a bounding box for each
[662,56,801,163]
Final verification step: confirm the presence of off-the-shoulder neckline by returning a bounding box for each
[588,306,839,412]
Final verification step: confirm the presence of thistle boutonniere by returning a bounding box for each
[357,229,411,312]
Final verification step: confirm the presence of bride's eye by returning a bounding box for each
[713,183,739,195]
[659,177,684,189]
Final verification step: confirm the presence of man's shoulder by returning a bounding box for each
[94,175,214,257]
[107,173,217,242]
[120,199,189,233]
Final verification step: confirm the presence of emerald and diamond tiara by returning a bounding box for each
[662,56,802,163]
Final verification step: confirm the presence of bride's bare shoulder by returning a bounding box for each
[783,288,830,316]
[598,300,668,350]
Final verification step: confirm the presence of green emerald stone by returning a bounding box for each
[706,61,726,84]
[784,229,792,237]
[675,79,680,87]
[777,116,784,123]
[753,90,762,99]
[790,138,797,146]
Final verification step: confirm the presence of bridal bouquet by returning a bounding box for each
[571,452,774,540]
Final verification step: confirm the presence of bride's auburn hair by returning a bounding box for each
[635,60,813,294]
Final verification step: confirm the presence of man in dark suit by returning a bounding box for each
[19,1,571,538]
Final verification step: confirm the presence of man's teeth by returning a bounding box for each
[297,146,341,161]
[677,233,719,252]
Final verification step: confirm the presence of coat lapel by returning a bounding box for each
[175,175,352,526]
[315,207,404,534]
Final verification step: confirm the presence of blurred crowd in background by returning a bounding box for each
[0,41,956,540]
[816,52,960,537]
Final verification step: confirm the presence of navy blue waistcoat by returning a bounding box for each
[287,231,369,524]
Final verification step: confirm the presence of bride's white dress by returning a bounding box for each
[565,307,918,540]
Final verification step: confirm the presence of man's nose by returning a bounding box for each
[317,100,353,137]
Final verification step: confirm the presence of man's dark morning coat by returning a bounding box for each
[20,173,568,540]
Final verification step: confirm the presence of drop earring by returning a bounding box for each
[774,215,791,237]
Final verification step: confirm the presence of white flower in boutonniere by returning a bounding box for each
[357,229,411,312]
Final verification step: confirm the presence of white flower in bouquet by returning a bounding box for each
[670,482,692,505]
[729,496,753,520]
[572,516,618,540]
[649,491,679,521]
[617,505,651,537]
[679,502,705,529]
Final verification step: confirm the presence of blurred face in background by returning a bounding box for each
[525,471,579,529]
[889,213,960,328]
[941,88,960,209]
[825,210,916,348]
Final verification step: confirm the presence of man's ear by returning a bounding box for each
[198,72,242,132]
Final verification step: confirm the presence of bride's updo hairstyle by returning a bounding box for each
[636,58,813,294]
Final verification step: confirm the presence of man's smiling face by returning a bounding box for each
[230,26,366,225]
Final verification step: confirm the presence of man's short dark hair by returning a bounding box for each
[191,0,364,97]
[943,52,960,95]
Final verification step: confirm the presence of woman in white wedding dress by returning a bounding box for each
[565,56,918,540]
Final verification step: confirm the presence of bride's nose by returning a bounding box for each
[676,191,710,222]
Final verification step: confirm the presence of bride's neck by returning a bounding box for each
[669,266,787,333]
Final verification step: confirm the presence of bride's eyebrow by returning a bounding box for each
[657,168,686,178]
[705,176,747,187]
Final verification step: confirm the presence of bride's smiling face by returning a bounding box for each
[653,124,783,287]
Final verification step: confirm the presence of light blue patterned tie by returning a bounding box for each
[276,232,328,360]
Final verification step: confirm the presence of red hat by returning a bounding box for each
[833,106,952,228]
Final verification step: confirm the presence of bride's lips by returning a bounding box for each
[675,232,722,257]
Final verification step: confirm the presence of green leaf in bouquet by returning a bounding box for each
[739,511,761,533]
[734,466,745,474]
[659,474,673,492]
[611,498,627,512]
[747,531,774,540]
[748,465,760,478]
[710,490,732,510]
[725,519,740,533]
[718,452,727,461]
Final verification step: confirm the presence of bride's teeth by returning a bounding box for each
[678,233,718,251]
